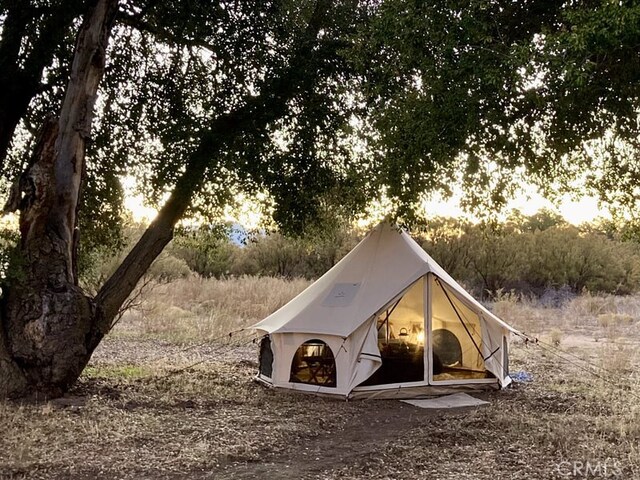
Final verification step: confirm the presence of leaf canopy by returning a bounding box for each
[2,0,640,244]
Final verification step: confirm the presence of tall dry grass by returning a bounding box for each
[113,275,311,343]
[116,275,640,347]
[491,289,640,336]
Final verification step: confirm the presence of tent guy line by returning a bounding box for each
[514,331,640,403]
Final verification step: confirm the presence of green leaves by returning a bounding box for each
[5,0,640,251]
[351,1,559,216]
[352,0,640,218]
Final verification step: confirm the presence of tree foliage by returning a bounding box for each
[88,0,370,235]
[2,0,640,243]
[351,0,640,218]
[2,0,640,298]
[418,214,640,297]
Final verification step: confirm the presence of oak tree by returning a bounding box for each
[1,0,639,398]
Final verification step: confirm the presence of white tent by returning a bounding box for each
[253,222,518,399]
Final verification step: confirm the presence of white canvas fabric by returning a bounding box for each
[253,222,520,398]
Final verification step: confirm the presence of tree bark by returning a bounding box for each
[0,0,119,399]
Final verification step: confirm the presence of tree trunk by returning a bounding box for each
[0,0,331,399]
[0,0,119,399]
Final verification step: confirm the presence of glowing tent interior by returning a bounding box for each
[252,222,518,399]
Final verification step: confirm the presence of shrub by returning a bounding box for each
[148,254,193,281]
[171,224,239,278]
[233,233,306,278]
[549,328,563,347]
[597,313,635,327]
[420,214,640,297]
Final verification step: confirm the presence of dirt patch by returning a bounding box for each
[211,401,439,480]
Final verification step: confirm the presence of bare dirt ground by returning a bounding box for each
[2,331,639,480]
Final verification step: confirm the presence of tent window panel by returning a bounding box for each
[503,336,509,378]
[290,340,337,387]
[362,278,425,386]
[430,276,494,381]
[432,328,462,368]
[259,335,273,378]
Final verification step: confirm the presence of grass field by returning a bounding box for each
[1,276,639,479]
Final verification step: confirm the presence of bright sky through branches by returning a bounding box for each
[422,190,602,225]
[122,176,605,228]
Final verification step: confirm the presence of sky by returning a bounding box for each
[421,190,603,226]
[123,175,605,229]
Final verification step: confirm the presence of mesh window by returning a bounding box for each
[290,340,337,387]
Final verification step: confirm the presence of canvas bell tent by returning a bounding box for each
[253,222,518,399]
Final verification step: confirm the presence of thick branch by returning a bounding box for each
[96,0,333,327]
[50,0,119,283]
[0,1,86,168]
[4,0,119,288]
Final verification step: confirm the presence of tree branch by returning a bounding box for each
[95,0,333,329]
[48,0,119,284]
[0,0,87,169]
[116,11,219,52]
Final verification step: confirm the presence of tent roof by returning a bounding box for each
[252,222,517,337]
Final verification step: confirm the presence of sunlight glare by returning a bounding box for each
[121,176,158,223]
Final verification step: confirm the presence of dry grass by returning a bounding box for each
[1,277,640,479]
[491,289,640,339]
[113,276,311,343]
[0,349,365,480]
[567,292,640,327]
